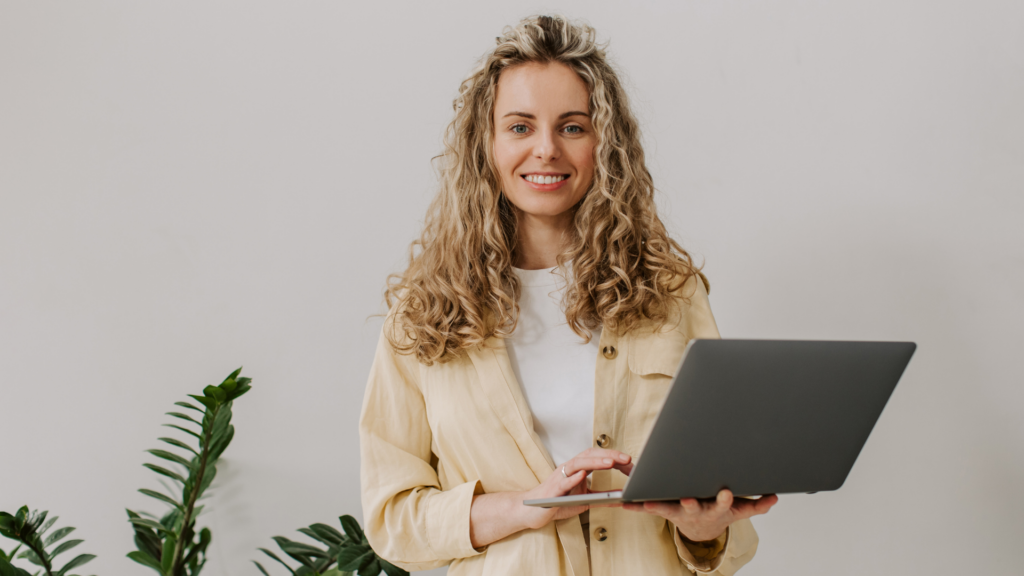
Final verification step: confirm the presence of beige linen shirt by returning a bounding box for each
[359,273,759,576]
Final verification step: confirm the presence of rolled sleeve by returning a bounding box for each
[426,479,486,559]
[672,519,758,575]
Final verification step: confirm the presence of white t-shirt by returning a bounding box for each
[505,264,599,467]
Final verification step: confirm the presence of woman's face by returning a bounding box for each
[492,61,596,222]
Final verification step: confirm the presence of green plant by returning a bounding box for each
[0,507,95,576]
[254,515,406,576]
[126,367,252,576]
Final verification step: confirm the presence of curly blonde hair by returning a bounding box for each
[384,14,707,365]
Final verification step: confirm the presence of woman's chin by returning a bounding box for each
[508,193,585,220]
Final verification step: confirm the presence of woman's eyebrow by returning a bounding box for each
[501,110,590,119]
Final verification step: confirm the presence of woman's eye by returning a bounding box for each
[511,124,529,134]
[564,125,583,134]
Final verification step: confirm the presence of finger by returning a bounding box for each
[559,470,587,493]
[679,498,701,515]
[716,489,733,513]
[579,448,633,463]
[554,504,589,520]
[642,501,679,518]
[753,494,778,514]
[615,461,634,477]
[565,456,620,476]
[730,495,777,519]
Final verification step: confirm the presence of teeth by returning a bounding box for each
[525,174,567,184]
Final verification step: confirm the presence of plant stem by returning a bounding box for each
[23,536,53,576]
[169,404,217,576]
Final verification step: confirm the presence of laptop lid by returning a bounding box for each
[620,339,916,501]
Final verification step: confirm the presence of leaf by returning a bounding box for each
[337,548,373,572]
[270,537,319,570]
[197,463,218,498]
[165,412,202,425]
[202,385,226,402]
[128,518,169,533]
[357,557,381,576]
[126,550,163,574]
[145,449,194,469]
[297,527,337,547]
[162,423,202,440]
[37,516,58,538]
[157,437,198,455]
[322,570,354,576]
[174,401,204,413]
[181,526,210,568]
[307,523,345,546]
[161,533,176,574]
[143,463,186,483]
[187,394,217,411]
[339,516,365,544]
[132,531,162,564]
[253,561,272,576]
[138,489,182,510]
[380,559,407,576]
[357,551,377,572]
[258,548,296,575]
[225,367,243,382]
[27,510,47,534]
[0,557,33,576]
[229,381,252,400]
[17,549,43,567]
[48,539,82,559]
[44,527,75,546]
[56,553,94,576]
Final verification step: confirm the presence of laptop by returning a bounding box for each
[524,339,916,508]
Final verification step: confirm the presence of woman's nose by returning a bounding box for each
[533,128,561,162]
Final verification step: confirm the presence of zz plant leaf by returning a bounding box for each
[253,515,407,576]
[127,367,251,576]
[0,506,96,576]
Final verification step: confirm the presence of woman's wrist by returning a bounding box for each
[678,525,726,544]
[470,491,533,549]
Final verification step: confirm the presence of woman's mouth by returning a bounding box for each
[521,173,570,190]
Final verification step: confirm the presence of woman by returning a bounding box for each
[359,14,777,576]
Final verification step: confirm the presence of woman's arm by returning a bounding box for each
[360,330,485,572]
[468,449,633,548]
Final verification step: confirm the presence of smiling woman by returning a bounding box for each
[359,14,774,576]
[492,62,597,269]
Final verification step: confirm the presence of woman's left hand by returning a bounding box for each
[621,489,778,542]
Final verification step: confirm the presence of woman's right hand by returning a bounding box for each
[516,448,634,530]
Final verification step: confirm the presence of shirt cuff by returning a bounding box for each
[425,479,487,559]
[673,525,729,573]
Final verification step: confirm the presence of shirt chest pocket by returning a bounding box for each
[623,328,691,457]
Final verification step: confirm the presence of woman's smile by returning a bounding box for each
[521,173,571,190]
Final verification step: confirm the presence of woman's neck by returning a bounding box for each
[514,210,572,270]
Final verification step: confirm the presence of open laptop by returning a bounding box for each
[524,339,916,508]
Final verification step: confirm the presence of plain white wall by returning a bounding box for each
[1,1,1021,575]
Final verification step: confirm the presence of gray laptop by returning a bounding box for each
[525,339,916,508]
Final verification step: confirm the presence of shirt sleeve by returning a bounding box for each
[359,326,486,572]
[672,519,759,575]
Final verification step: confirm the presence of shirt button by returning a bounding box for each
[596,433,611,448]
[595,527,608,542]
[601,345,617,359]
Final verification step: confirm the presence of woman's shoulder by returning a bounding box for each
[633,268,718,339]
